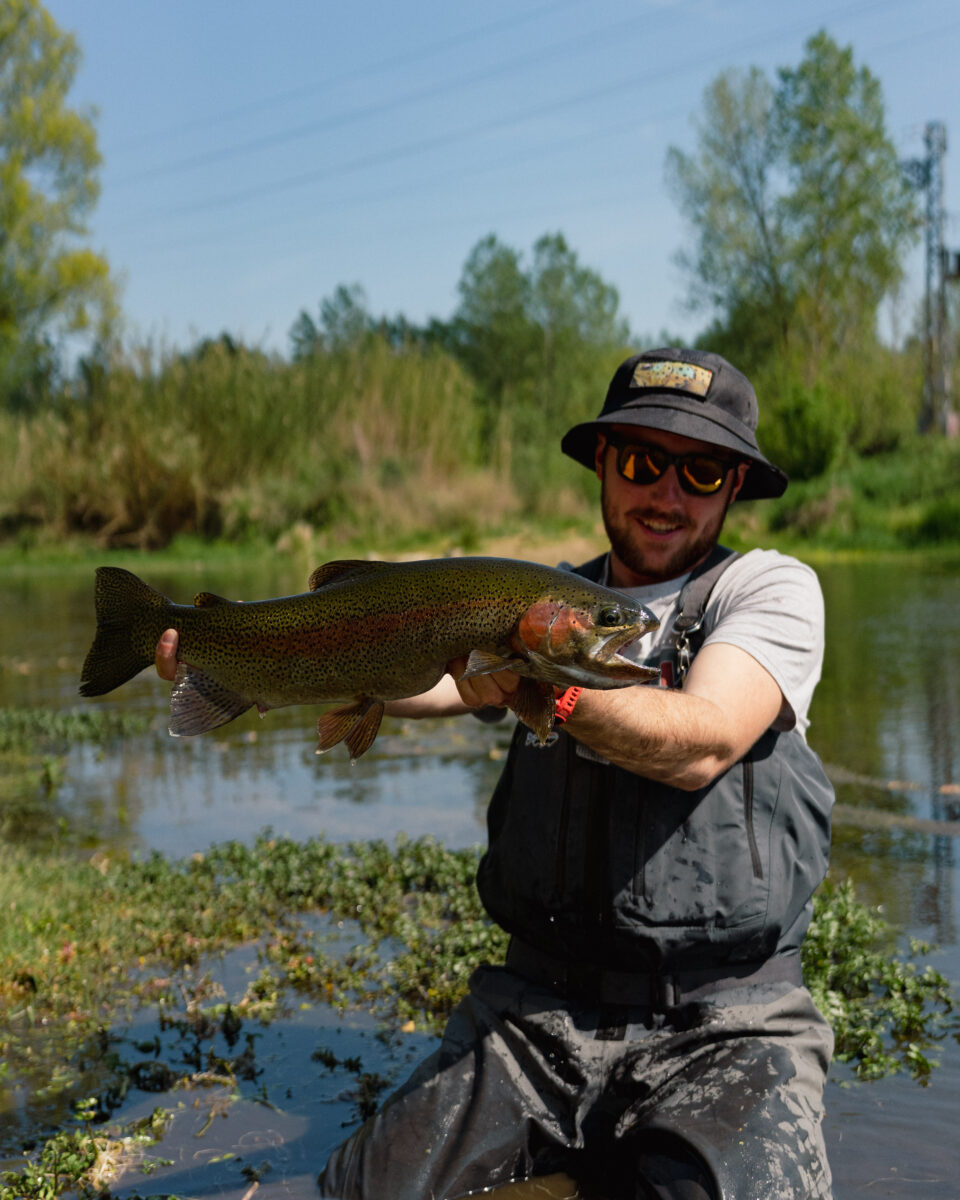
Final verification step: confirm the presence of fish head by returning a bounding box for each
[512,594,660,689]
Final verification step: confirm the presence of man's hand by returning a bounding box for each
[447,655,521,710]
[155,629,178,682]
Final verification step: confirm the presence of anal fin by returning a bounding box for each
[169,664,252,736]
[316,698,385,760]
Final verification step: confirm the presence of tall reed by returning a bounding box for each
[1,336,521,549]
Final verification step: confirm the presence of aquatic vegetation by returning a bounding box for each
[0,1101,171,1200]
[804,876,954,1079]
[0,833,954,1196]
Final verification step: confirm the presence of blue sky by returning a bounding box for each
[48,0,960,357]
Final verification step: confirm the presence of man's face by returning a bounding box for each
[596,425,749,588]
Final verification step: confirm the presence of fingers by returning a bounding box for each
[155,629,179,682]
[448,657,520,709]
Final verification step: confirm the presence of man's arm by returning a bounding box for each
[455,642,783,791]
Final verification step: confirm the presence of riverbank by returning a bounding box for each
[3,504,960,581]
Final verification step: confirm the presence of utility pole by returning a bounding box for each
[904,121,958,436]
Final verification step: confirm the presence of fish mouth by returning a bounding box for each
[594,617,660,674]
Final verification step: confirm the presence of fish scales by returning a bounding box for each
[79,557,659,757]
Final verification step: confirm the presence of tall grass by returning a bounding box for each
[1,336,533,550]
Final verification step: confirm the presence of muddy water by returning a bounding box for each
[1,554,958,1198]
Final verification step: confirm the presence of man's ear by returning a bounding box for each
[594,434,607,480]
[730,460,750,501]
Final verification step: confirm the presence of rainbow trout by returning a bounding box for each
[79,558,659,758]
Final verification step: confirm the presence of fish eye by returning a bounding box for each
[597,605,622,626]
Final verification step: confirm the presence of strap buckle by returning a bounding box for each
[672,614,704,685]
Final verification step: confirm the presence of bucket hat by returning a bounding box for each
[561,347,788,500]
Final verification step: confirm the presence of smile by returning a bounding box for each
[636,516,686,535]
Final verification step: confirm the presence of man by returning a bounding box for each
[158,347,835,1200]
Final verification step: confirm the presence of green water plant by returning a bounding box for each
[0,835,953,1196]
[0,1101,170,1200]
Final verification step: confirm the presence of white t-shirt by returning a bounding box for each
[615,548,825,739]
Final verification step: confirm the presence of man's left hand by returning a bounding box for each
[448,655,521,710]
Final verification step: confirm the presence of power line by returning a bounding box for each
[109,0,584,153]
[109,7,674,189]
[111,0,917,230]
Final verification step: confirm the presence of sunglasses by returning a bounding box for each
[604,434,737,497]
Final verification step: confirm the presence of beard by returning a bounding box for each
[601,481,733,586]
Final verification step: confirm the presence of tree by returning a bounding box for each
[775,32,917,360]
[665,31,917,371]
[289,283,372,358]
[438,232,629,495]
[444,232,627,411]
[0,0,116,406]
[443,234,537,409]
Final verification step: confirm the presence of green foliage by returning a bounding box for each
[909,495,960,546]
[0,1103,171,1199]
[0,705,152,848]
[752,340,920,477]
[437,232,630,502]
[753,435,960,549]
[1,831,949,1086]
[0,0,116,409]
[290,283,374,358]
[0,332,505,549]
[0,705,151,753]
[805,877,953,1079]
[757,375,847,481]
[774,32,916,359]
[0,827,952,1193]
[662,27,916,398]
[666,65,788,349]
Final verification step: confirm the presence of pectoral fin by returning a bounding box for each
[316,698,385,760]
[510,678,556,745]
[169,664,252,736]
[462,649,525,679]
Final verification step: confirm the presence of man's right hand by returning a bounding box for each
[155,629,179,681]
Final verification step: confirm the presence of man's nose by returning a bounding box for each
[642,461,686,503]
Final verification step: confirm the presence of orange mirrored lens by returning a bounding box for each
[613,440,728,496]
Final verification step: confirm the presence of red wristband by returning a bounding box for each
[553,686,583,725]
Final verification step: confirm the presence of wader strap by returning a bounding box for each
[671,544,740,684]
[505,937,803,1009]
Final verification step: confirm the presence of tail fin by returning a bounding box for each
[79,567,172,697]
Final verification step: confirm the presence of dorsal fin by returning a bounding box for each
[308,560,388,591]
[194,591,232,608]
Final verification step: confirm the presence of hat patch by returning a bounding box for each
[630,360,713,398]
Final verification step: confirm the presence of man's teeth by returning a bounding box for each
[642,518,681,532]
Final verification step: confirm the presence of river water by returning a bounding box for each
[1,553,958,1198]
